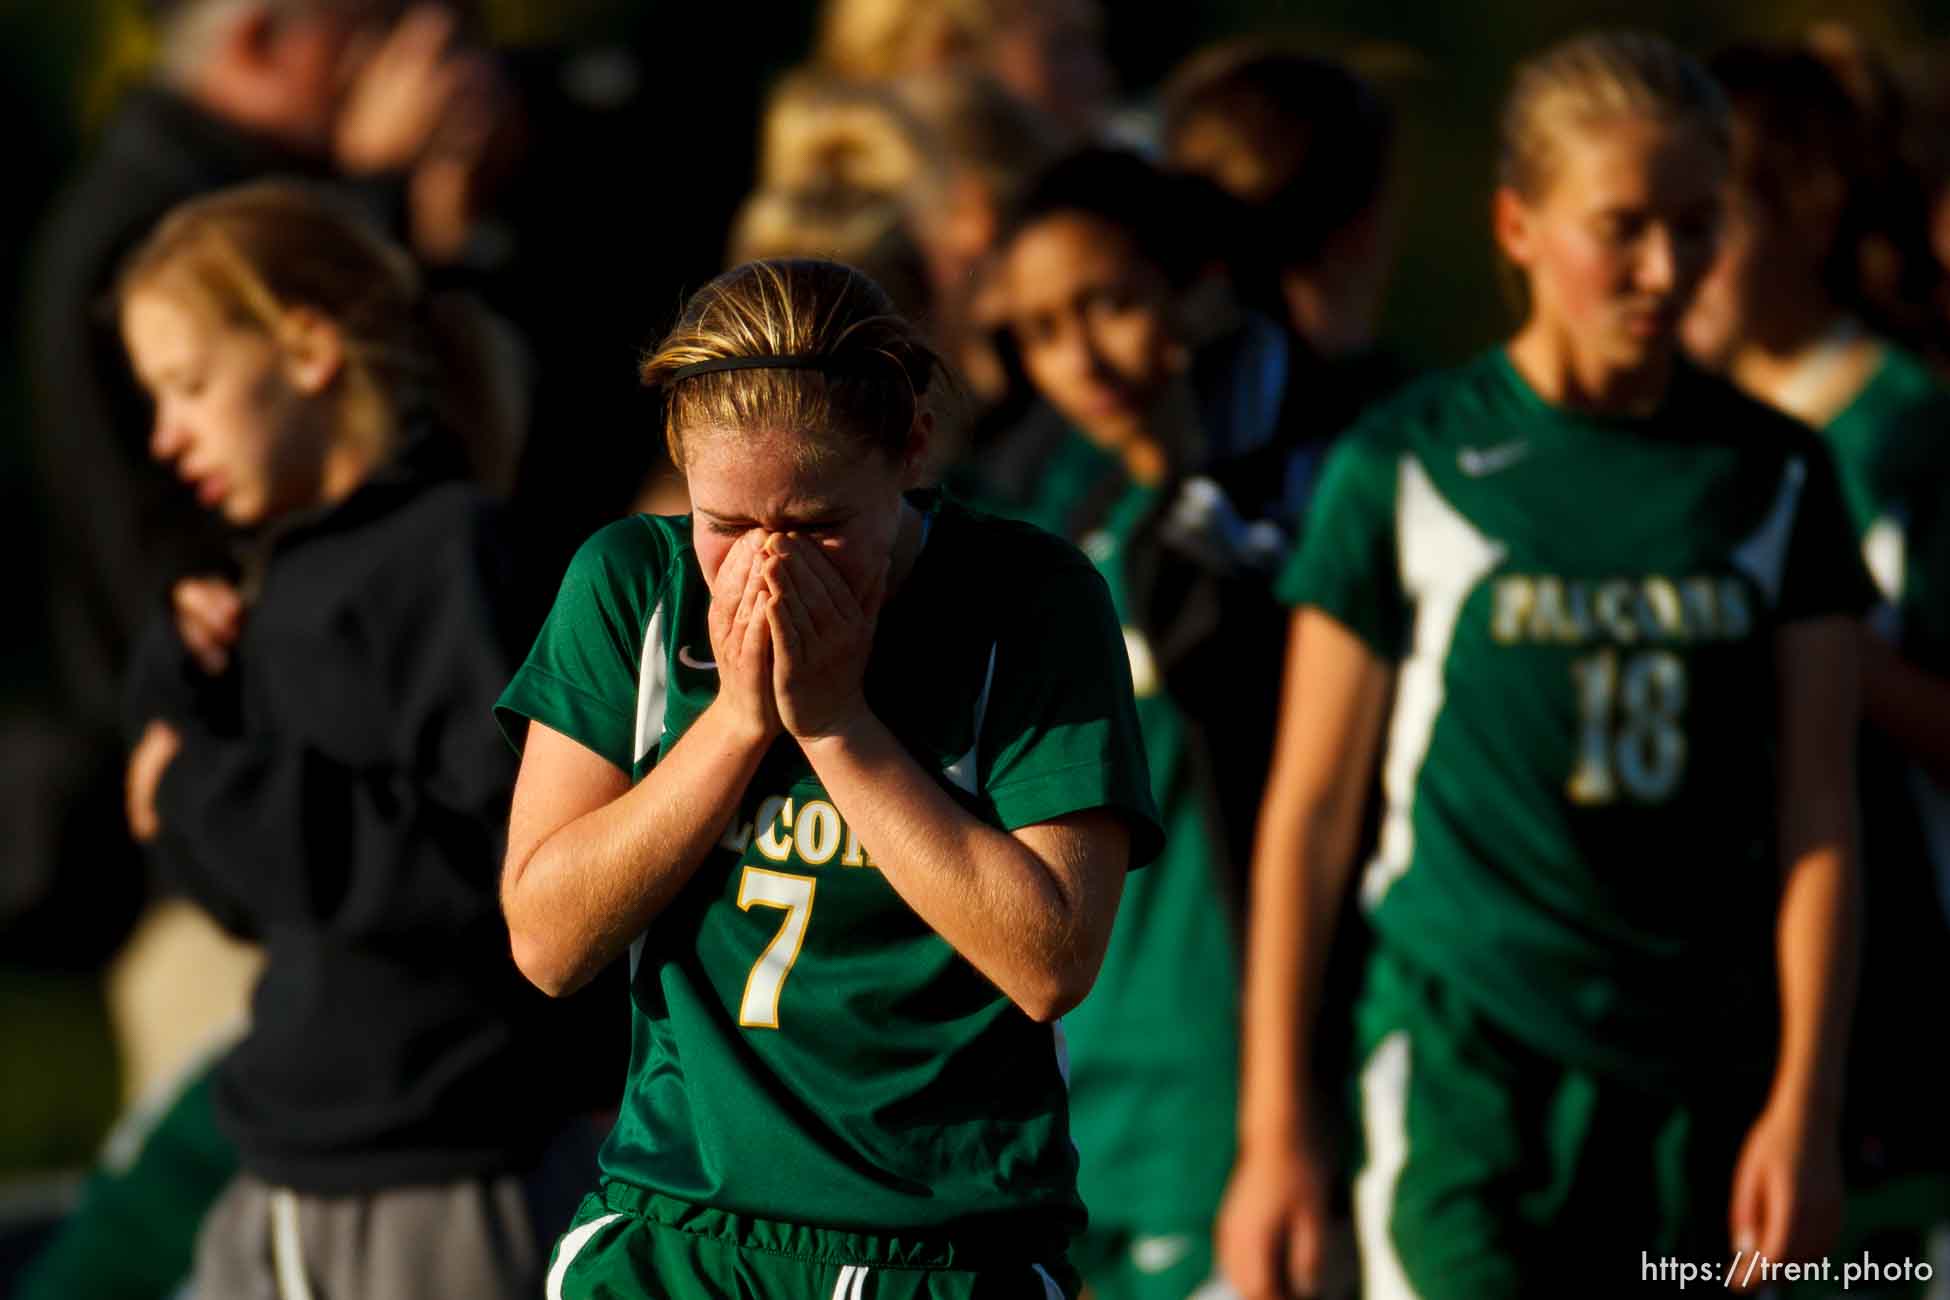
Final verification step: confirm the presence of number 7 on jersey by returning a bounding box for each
[737,867,816,1028]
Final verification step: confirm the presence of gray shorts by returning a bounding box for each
[191,1129,597,1300]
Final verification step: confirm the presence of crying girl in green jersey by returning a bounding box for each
[1219,32,1875,1300]
[496,258,1161,1300]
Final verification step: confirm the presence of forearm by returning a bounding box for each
[505,702,770,994]
[1237,797,1360,1148]
[1769,830,1857,1119]
[800,709,1107,1021]
[1770,617,1862,1121]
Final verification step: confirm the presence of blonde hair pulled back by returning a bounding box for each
[117,180,433,460]
[1499,30,1730,198]
[641,258,941,471]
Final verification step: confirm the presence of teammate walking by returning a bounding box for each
[498,257,1160,1299]
[1218,32,1872,1299]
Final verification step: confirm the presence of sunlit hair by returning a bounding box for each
[815,0,1028,82]
[116,179,432,462]
[1499,30,1730,199]
[727,191,933,325]
[740,69,938,316]
[756,71,933,196]
[887,70,1058,216]
[641,259,942,471]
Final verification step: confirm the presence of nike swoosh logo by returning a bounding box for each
[677,645,717,670]
[1458,441,1530,476]
[1132,1234,1195,1275]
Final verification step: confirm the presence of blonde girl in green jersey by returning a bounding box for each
[1219,32,1871,1300]
[497,258,1160,1300]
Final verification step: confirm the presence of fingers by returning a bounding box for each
[125,747,158,842]
[713,530,763,614]
[766,593,799,674]
[767,559,818,652]
[1754,1163,1791,1267]
[1221,1217,1279,1300]
[125,721,180,843]
[742,585,774,680]
[775,541,847,636]
[1727,1152,1766,1290]
[1286,1207,1321,1299]
[380,4,459,80]
[173,578,242,674]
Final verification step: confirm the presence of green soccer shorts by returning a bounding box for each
[546,1181,1081,1300]
[1348,944,1764,1299]
[1070,1223,1228,1300]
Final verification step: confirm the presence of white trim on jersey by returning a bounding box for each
[1362,457,1506,909]
[548,1212,623,1300]
[1353,1031,1421,1300]
[632,597,672,766]
[1034,1262,1068,1299]
[628,598,672,980]
[1730,458,1806,607]
[942,643,999,795]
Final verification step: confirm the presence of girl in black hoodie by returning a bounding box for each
[118,180,591,1300]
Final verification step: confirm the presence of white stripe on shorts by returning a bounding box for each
[1034,1262,1065,1300]
[1353,1031,1422,1300]
[547,1212,623,1300]
[269,1189,314,1300]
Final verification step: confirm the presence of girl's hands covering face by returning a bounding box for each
[706,529,781,742]
[761,534,886,741]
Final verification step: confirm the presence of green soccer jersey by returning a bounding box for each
[1824,344,1950,672]
[1279,349,1874,1089]
[1816,342,1950,1166]
[496,495,1161,1247]
[1062,481,1241,1230]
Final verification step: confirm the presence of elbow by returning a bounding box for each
[505,909,594,999]
[1014,956,1103,1024]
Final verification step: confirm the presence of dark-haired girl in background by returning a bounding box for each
[983,146,1375,1299]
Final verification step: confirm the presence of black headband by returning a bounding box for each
[667,354,839,382]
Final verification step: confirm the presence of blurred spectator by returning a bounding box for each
[1885,44,1950,373]
[887,71,1059,416]
[1161,40,1398,363]
[733,68,1058,477]
[732,71,935,322]
[20,0,498,954]
[1805,23,1950,368]
[9,1,524,1281]
[815,0,1110,140]
[1682,40,1950,1273]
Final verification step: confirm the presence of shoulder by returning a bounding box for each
[565,513,689,583]
[935,497,1104,593]
[1327,352,1514,465]
[1663,364,1825,462]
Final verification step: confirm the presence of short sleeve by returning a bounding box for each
[1777,444,1879,627]
[977,556,1165,869]
[1274,432,1407,659]
[495,517,673,772]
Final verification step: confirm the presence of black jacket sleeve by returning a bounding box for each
[149,500,520,944]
